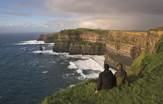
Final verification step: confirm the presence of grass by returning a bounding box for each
[156,37,163,53]
[127,51,146,76]
[59,28,108,36]
[46,28,108,43]
[41,38,163,104]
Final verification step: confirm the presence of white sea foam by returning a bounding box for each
[72,58,104,71]
[16,40,45,45]
[76,69,86,79]
[16,40,54,46]
[69,84,75,88]
[84,73,99,79]
[32,50,69,56]
[42,71,48,74]
[67,55,116,79]
[32,47,115,79]
[47,43,55,47]
[68,62,78,69]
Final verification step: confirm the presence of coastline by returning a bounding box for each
[39,27,163,104]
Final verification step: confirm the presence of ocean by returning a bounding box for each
[0,33,109,104]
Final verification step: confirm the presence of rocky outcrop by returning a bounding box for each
[37,34,48,41]
[37,33,57,43]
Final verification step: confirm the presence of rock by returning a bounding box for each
[130,45,142,60]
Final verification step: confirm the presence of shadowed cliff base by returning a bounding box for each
[105,49,133,68]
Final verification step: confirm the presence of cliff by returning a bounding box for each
[41,28,107,55]
[39,27,163,67]
[105,30,147,68]
[104,29,163,67]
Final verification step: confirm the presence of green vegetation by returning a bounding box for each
[45,28,108,43]
[150,27,163,31]
[46,34,58,43]
[42,37,163,104]
[79,40,91,45]
[127,51,146,76]
[46,28,107,55]
[62,28,108,35]
[156,37,163,53]
[78,40,105,47]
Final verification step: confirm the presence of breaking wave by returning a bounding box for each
[25,41,116,80]
[68,56,116,80]
[16,40,45,45]
[32,48,116,80]
[32,50,68,56]
[16,40,54,46]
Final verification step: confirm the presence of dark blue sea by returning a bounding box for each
[0,33,82,104]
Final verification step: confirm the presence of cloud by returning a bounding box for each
[44,0,163,30]
[44,18,79,31]
[46,0,163,15]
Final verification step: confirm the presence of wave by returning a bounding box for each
[16,40,45,45]
[32,50,69,56]
[76,69,86,80]
[69,84,75,88]
[32,49,116,79]
[16,40,54,46]
[67,56,116,80]
[42,71,48,74]
[32,48,116,80]
[68,62,78,69]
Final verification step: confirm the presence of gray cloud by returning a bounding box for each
[45,0,163,30]
[46,0,163,15]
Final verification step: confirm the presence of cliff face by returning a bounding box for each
[105,29,163,67]
[39,27,163,67]
[106,31,147,57]
[68,42,106,55]
[105,31,147,67]
[50,29,107,55]
[146,30,163,53]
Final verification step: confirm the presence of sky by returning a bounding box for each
[0,0,163,33]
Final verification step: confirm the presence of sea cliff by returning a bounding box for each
[39,28,107,55]
[38,27,163,68]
